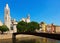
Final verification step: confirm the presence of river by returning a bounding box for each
[0,35,60,43]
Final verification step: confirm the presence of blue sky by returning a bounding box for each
[0,0,60,25]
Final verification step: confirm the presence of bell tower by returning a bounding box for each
[26,14,30,23]
[4,4,11,31]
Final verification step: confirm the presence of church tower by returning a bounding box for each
[26,14,30,23]
[27,14,30,19]
[4,4,11,31]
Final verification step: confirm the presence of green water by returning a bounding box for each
[0,36,60,43]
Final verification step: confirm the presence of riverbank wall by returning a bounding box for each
[0,34,12,39]
[0,33,38,40]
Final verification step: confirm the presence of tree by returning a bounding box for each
[17,21,27,32]
[17,21,40,33]
[27,21,40,32]
[0,25,9,34]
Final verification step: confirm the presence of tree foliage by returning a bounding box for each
[0,25,9,34]
[17,21,40,33]
[16,21,26,32]
[27,21,40,32]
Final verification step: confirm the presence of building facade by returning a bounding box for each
[46,24,55,33]
[55,26,60,33]
[39,22,46,32]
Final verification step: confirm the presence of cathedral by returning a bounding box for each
[0,4,30,33]
[21,14,30,23]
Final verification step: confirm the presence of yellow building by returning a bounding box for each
[40,22,46,32]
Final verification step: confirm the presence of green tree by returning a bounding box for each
[0,25,9,34]
[17,21,27,32]
[27,21,40,32]
[17,21,40,33]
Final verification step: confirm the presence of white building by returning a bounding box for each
[11,19,17,33]
[21,14,30,23]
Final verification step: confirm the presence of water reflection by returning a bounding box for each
[0,36,60,43]
[16,36,60,43]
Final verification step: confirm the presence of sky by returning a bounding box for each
[0,0,60,25]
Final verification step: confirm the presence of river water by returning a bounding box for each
[0,35,60,43]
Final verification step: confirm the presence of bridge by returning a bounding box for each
[12,32,60,43]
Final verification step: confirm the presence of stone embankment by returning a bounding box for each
[0,33,12,39]
[0,33,38,39]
